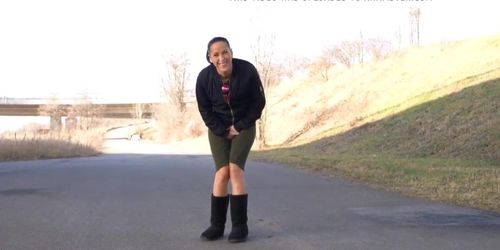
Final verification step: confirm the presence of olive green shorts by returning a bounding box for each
[208,125,256,171]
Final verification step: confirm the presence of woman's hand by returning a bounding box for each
[226,125,239,140]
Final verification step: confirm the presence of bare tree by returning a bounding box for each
[409,7,421,46]
[69,93,104,130]
[365,38,393,60]
[281,55,310,79]
[252,34,281,148]
[154,53,199,143]
[162,53,190,112]
[395,25,403,50]
[354,31,365,64]
[332,41,359,68]
[309,47,335,81]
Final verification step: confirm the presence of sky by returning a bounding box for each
[1,0,499,103]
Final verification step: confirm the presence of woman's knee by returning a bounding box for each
[214,166,230,183]
[229,163,245,179]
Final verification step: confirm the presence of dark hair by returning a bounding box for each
[206,37,231,63]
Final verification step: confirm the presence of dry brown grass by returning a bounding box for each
[0,129,103,162]
[253,69,500,213]
[264,34,500,146]
[252,35,500,213]
[153,102,206,143]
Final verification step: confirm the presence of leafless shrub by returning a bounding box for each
[309,47,336,81]
[153,53,201,142]
[365,38,393,60]
[153,102,204,143]
[162,53,190,112]
[332,40,360,68]
[68,95,104,130]
[252,34,283,148]
[409,7,422,46]
[281,55,310,79]
[314,37,393,74]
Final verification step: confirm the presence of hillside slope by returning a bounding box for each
[254,77,500,212]
[303,77,500,161]
[254,34,500,212]
[265,34,500,146]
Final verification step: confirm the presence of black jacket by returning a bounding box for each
[196,58,266,137]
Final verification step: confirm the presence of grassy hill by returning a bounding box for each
[264,34,500,146]
[253,35,500,213]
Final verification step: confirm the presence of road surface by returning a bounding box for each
[1,140,499,250]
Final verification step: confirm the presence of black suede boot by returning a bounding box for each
[200,194,229,241]
[228,194,248,243]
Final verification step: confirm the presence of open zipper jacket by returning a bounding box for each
[196,58,266,137]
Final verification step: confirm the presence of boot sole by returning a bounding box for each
[228,237,247,243]
[200,235,223,241]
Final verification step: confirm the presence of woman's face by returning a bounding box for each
[209,41,233,77]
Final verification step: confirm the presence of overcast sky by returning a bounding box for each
[1,0,499,102]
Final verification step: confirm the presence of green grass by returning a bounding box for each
[253,78,500,213]
[253,152,500,213]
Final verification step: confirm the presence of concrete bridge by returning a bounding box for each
[0,97,158,130]
[0,103,155,118]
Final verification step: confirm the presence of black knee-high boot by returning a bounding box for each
[200,194,229,241]
[228,194,248,243]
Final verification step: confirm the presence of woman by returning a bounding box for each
[196,37,266,243]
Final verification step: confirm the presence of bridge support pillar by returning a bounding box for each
[50,114,62,131]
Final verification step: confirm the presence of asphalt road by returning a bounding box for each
[1,151,500,250]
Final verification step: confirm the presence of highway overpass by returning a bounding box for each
[0,96,197,130]
[0,101,158,131]
[0,103,155,118]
